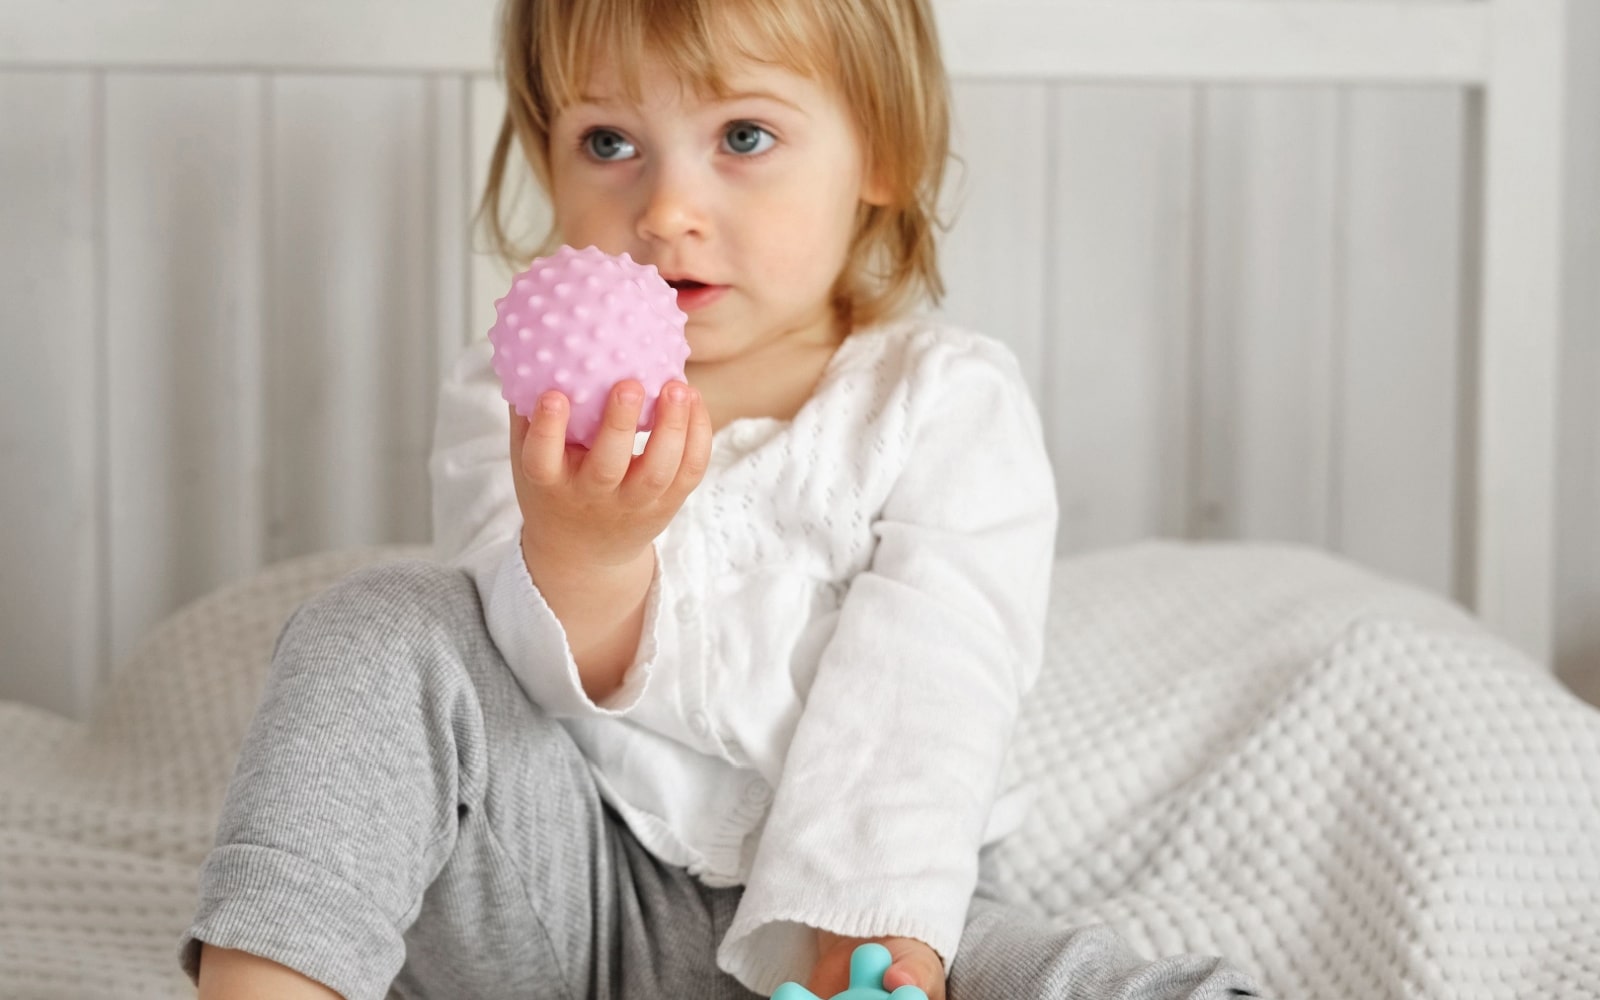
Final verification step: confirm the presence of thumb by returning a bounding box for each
[884,957,939,998]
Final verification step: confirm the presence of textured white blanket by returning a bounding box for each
[1,543,1596,998]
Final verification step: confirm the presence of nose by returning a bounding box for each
[635,159,707,245]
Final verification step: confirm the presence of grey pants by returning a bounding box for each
[179,560,1261,1000]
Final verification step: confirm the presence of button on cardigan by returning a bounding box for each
[429,318,1059,994]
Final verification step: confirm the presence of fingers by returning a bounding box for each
[516,394,570,487]
[675,388,714,494]
[623,381,705,504]
[578,381,646,490]
[806,936,942,1000]
[622,382,688,503]
[884,957,944,1000]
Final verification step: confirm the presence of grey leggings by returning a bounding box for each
[179,559,1262,1000]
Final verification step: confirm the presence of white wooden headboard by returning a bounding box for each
[2,0,1596,717]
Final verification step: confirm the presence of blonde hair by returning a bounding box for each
[478,0,951,329]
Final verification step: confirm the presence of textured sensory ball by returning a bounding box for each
[771,943,928,1000]
[489,244,690,448]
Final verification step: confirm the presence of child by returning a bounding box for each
[181,0,1263,997]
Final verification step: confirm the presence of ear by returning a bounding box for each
[860,157,893,208]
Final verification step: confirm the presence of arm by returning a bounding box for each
[508,380,710,700]
[429,341,710,711]
[196,945,344,1000]
[718,335,1059,992]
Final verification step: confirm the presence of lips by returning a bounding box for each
[666,280,727,312]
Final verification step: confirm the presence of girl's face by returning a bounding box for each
[547,55,887,367]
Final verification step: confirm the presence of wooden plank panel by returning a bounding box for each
[103,73,267,668]
[0,0,501,74]
[1,0,1493,84]
[934,81,1050,401]
[267,75,435,560]
[1337,88,1465,598]
[1555,0,1600,705]
[1047,86,1196,553]
[467,75,551,346]
[938,1,1491,86]
[1194,87,1341,546]
[431,76,471,373]
[0,72,101,718]
[1472,0,1572,662]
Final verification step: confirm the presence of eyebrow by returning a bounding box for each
[574,89,808,117]
[719,90,807,115]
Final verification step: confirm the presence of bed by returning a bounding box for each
[2,0,1599,997]
[3,541,1598,997]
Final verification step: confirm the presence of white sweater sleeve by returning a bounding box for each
[718,336,1059,989]
[428,339,665,717]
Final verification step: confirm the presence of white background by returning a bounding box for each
[1,0,1596,718]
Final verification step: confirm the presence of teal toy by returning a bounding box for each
[771,943,929,1000]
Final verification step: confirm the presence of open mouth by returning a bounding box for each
[664,279,726,312]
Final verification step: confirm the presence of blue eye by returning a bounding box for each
[722,122,775,156]
[584,129,637,161]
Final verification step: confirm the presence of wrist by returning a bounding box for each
[521,527,653,583]
[519,532,655,703]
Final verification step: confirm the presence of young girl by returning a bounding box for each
[181,1,1262,997]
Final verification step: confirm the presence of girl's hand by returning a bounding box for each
[808,932,946,1000]
[509,379,711,701]
[511,379,712,571]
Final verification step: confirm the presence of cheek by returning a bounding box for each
[549,185,603,241]
[554,204,636,257]
[751,181,862,286]
[548,167,627,243]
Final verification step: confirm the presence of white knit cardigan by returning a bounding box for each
[429,317,1059,993]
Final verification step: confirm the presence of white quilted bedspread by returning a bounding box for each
[2,542,1598,999]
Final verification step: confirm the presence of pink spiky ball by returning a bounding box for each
[489,244,690,449]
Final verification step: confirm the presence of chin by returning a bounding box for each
[682,320,736,353]
[681,328,717,364]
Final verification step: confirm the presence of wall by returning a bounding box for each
[1556,0,1600,707]
[0,59,1594,717]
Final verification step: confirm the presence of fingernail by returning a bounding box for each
[618,386,643,406]
[540,392,563,412]
[665,383,687,404]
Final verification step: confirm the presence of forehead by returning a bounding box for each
[537,0,835,113]
[574,56,824,116]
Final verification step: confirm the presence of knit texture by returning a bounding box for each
[1,542,1598,996]
[436,319,1060,989]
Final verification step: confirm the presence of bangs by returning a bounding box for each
[534,0,837,110]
